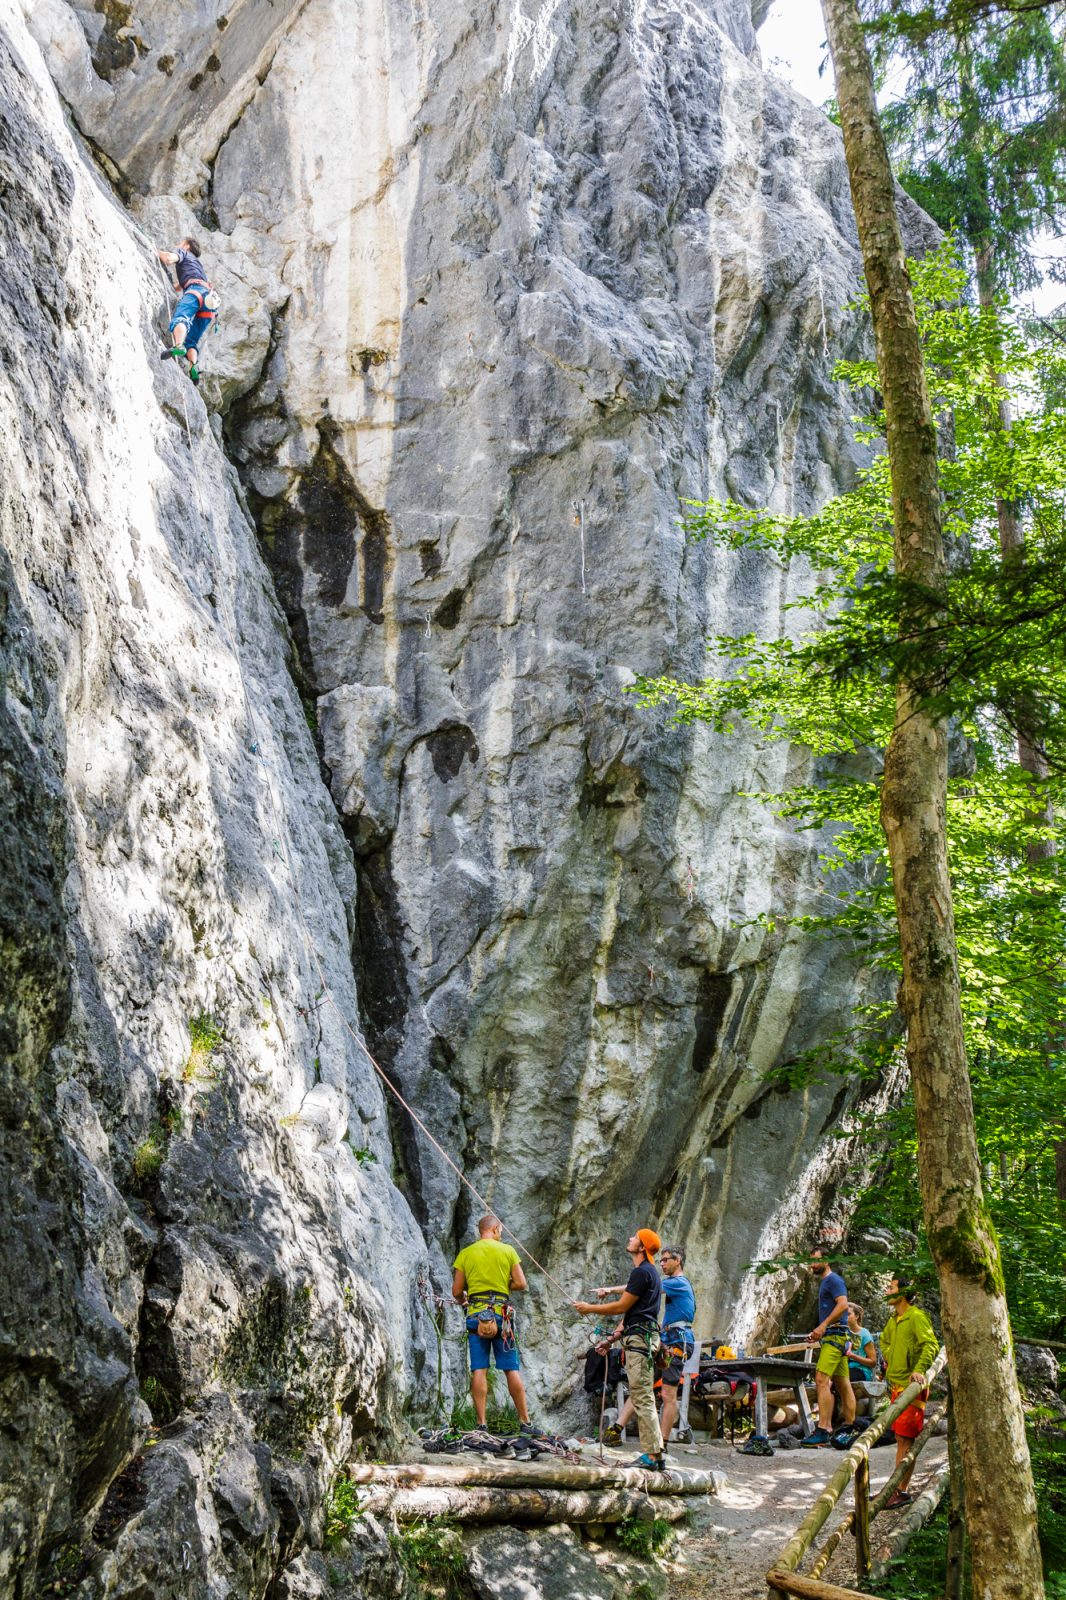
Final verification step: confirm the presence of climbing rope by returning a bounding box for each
[144,234,579,1313]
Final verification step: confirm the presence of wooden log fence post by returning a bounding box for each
[805,1398,947,1586]
[854,1455,871,1579]
[944,1381,966,1600]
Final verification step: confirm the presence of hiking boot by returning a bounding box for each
[885,1491,913,1509]
[801,1427,833,1448]
[602,1424,623,1446]
[632,1452,666,1471]
[738,1435,774,1457]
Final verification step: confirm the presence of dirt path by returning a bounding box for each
[651,1434,948,1599]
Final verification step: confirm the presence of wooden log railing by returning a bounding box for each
[803,1400,947,1582]
[766,1345,948,1600]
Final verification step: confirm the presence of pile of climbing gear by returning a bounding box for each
[417,1426,581,1463]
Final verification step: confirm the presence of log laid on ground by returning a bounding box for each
[868,1463,950,1585]
[766,1570,879,1600]
[354,1484,689,1526]
[349,1459,716,1496]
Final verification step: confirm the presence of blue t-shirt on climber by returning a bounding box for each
[661,1274,696,1329]
[175,248,208,289]
[818,1269,849,1334]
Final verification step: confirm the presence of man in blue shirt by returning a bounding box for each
[802,1247,857,1447]
[658,1245,696,1445]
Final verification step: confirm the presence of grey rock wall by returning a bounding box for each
[23,0,900,1363]
[1,8,430,1595]
[2,0,922,1588]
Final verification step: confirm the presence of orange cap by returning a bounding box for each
[637,1228,661,1259]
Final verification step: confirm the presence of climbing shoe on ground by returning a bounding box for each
[632,1452,666,1471]
[831,1420,871,1449]
[601,1424,623,1446]
[737,1435,774,1457]
[801,1427,833,1448]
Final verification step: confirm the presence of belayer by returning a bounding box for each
[576,1227,667,1471]
[156,236,220,385]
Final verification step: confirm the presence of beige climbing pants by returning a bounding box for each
[623,1328,664,1457]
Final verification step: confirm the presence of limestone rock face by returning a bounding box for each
[3,0,922,1587]
[1,9,430,1595]
[21,0,907,1362]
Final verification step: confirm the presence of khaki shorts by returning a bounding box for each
[817,1338,850,1379]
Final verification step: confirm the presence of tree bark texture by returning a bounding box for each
[819,4,1044,1597]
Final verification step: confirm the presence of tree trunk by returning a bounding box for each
[974,240,1055,855]
[819,4,1045,1597]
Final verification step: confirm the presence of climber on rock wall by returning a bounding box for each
[155,235,219,385]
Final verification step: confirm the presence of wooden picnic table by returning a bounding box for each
[710,1355,819,1438]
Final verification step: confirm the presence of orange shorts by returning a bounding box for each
[891,1386,928,1439]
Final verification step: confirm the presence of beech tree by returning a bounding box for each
[811,4,1044,1591]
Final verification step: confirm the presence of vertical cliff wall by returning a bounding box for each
[2,8,431,1594]
[1,0,927,1590]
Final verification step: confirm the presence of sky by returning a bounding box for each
[756,2,1066,317]
[758,0,832,108]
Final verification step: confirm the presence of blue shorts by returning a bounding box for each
[170,289,213,353]
[466,1314,520,1373]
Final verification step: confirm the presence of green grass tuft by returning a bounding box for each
[391,1519,466,1596]
[616,1514,675,1560]
[324,1474,363,1546]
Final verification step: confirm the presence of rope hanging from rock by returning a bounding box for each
[149,231,578,1312]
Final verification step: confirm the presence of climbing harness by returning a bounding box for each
[179,277,222,335]
[465,1291,519,1354]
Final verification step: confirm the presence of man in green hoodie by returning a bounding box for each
[880,1275,940,1507]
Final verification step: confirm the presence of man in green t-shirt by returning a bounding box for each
[880,1275,940,1507]
[452,1214,532,1435]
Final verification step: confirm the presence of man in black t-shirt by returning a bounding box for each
[576,1228,665,1469]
